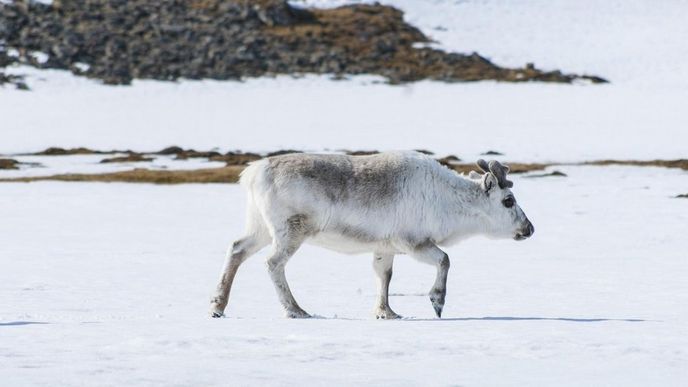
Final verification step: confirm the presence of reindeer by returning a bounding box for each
[210,151,534,319]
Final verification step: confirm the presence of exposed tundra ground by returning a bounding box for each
[1,147,686,186]
[0,0,606,85]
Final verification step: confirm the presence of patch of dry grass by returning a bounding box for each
[1,166,243,184]
[585,159,688,170]
[447,162,549,174]
[0,158,20,170]
[31,147,110,155]
[0,160,549,184]
[4,149,686,185]
[100,154,154,163]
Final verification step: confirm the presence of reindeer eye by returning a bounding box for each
[502,197,514,208]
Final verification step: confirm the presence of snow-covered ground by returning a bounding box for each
[0,154,226,179]
[1,1,687,385]
[1,166,687,386]
[2,0,688,161]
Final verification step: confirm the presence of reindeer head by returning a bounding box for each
[472,159,534,241]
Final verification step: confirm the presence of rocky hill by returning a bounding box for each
[0,0,606,86]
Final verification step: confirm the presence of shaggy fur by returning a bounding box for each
[210,151,534,319]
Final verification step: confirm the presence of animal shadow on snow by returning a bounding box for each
[404,316,648,323]
[0,321,50,327]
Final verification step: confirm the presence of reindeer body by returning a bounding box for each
[210,151,533,319]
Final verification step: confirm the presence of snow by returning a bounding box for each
[1,0,687,385]
[0,154,225,179]
[296,0,688,87]
[1,0,687,161]
[2,66,687,162]
[1,166,687,385]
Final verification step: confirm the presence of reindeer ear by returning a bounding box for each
[481,173,498,194]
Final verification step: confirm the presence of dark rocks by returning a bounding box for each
[524,170,567,178]
[586,159,688,171]
[0,158,41,169]
[0,158,20,169]
[210,152,262,165]
[0,68,28,90]
[152,146,219,159]
[481,150,504,156]
[676,194,688,199]
[266,150,302,157]
[437,155,461,167]
[0,0,607,85]
[100,154,154,163]
[175,150,223,160]
[155,146,185,155]
[33,147,104,155]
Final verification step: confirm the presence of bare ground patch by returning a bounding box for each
[29,147,116,156]
[0,0,606,85]
[100,154,154,163]
[0,166,243,184]
[584,159,688,170]
[0,158,42,170]
[0,158,548,184]
[0,158,20,170]
[3,148,686,184]
[446,162,549,175]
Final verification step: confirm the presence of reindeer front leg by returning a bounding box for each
[372,253,400,319]
[410,242,450,318]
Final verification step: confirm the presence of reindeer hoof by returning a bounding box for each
[209,297,227,318]
[375,309,402,320]
[209,306,225,318]
[430,292,445,318]
[432,304,443,318]
[286,309,311,319]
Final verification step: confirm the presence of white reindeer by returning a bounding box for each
[210,151,534,319]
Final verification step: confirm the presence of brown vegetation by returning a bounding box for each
[585,159,688,170]
[446,162,548,175]
[0,154,550,184]
[0,0,607,85]
[33,147,108,156]
[100,154,154,163]
[1,166,244,184]
[0,158,20,170]
[7,146,687,185]
[210,152,263,165]
[523,170,567,178]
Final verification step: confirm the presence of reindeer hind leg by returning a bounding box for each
[210,233,270,317]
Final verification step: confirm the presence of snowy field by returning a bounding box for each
[1,166,687,385]
[2,0,688,161]
[2,0,688,385]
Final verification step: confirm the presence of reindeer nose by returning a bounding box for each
[523,221,535,237]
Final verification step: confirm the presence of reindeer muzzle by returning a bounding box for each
[514,220,535,241]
